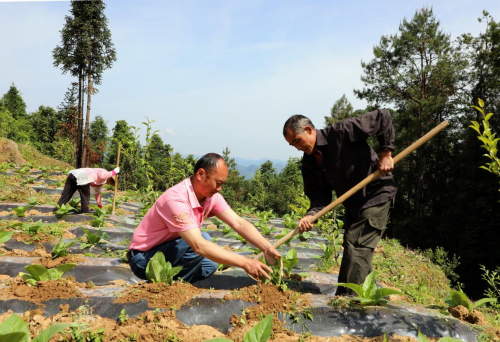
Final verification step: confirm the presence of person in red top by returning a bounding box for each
[56,167,120,213]
[128,153,281,283]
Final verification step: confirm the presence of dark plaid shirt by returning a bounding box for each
[302,109,398,217]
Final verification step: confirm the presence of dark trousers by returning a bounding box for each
[128,231,218,283]
[335,200,392,296]
[57,173,91,213]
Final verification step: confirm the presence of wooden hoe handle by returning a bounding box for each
[255,120,450,258]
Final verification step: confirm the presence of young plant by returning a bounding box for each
[10,206,28,217]
[335,271,405,305]
[282,248,299,278]
[445,290,496,313]
[27,197,39,206]
[261,256,287,291]
[298,231,311,241]
[79,228,110,249]
[145,251,183,285]
[314,234,342,271]
[204,314,273,342]
[19,263,76,285]
[68,198,81,210]
[224,231,248,244]
[90,214,106,228]
[54,204,71,218]
[51,238,77,259]
[25,220,43,237]
[417,330,464,342]
[255,221,276,236]
[0,313,73,342]
[0,231,14,244]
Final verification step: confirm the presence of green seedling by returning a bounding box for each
[27,197,38,206]
[205,314,273,342]
[0,231,14,244]
[335,271,405,305]
[90,214,106,228]
[282,248,299,278]
[445,290,496,313]
[261,256,286,290]
[10,206,28,217]
[417,330,463,342]
[283,215,298,230]
[54,204,72,218]
[51,238,77,259]
[68,198,81,210]
[255,221,277,236]
[25,220,43,237]
[80,228,110,249]
[19,263,76,286]
[0,313,74,342]
[298,231,311,241]
[241,245,260,254]
[145,251,183,285]
[224,231,248,244]
[119,309,128,324]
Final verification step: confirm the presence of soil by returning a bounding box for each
[0,276,84,304]
[449,305,489,326]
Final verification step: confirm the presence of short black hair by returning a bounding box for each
[194,153,225,176]
[283,114,315,137]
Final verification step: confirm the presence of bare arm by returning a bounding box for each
[378,150,394,176]
[216,209,281,266]
[177,228,272,280]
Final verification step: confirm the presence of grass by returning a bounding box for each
[373,238,453,306]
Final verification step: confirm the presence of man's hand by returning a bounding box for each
[298,215,314,232]
[263,246,281,266]
[378,150,394,176]
[242,258,273,280]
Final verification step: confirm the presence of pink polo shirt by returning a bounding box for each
[129,177,230,251]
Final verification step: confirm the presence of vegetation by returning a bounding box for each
[145,251,183,285]
[335,271,405,306]
[204,314,273,342]
[19,263,76,285]
[0,313,73,342]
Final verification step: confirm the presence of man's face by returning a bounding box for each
[285,126,316,155]
[198,160,228,198]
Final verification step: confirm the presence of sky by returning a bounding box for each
[1,0,499,162]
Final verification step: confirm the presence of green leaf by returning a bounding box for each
[45,263,76,280]
[417,331,430,342]
[335,283,364,297]
[445,291,471,311]
[438,338,465,342]
[478,98,484,108]
[0,232,14,245]
[485,112,493,121]
[0,314,30,342]
[362,271,378,298]
[471,297,496,311]
[203,339,232,342]
[242,314,273,342]
[32,323,72,342]
[354,297,376,305]
[23,264,48,281]
[373,288,404,304]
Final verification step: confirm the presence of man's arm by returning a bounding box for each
[216,209,281,266]
[178,228,272,280]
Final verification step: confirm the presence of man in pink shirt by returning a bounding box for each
[128,153,281,283]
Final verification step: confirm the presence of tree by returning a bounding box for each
[146,134,172,191]
[324,94,356,126]
[354,7,466,221]
[29,105,64,156]
[1,83,27,120]
[53,0,116,168]
[221,146,245,207]
[87,115,109,165]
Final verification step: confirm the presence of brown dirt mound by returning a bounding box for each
[0,138,26,165]
[2,277,84,304]
[115,281,205,309]
[449,305,489,326]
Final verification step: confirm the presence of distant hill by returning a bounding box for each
[182,154,287,179]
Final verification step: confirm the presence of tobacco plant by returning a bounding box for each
[335,271,405,305]
[204,314,273,342]
[19,263,76,285]
[51,238,77,259]
[54,204,72,218]
[145,251,183,285]
[445,290,496,313]
[0,313,74,342]
[80,228,110,249]
[9,205,28,217]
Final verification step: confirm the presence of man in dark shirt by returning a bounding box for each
[283,110,397,296]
